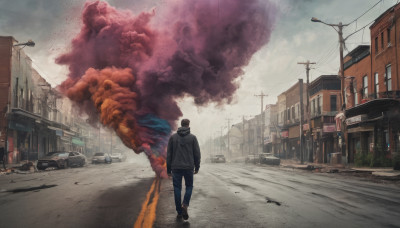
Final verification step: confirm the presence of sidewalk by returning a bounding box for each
[0,160,38,175]
[280,159,400,180]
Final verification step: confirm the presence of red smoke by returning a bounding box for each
[57,0,276,178]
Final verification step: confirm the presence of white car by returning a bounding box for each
[110,153,126,162]
[92,152,112,164]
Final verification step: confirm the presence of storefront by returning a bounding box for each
[345,99,400,167]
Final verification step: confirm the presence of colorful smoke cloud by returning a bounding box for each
[56,0,276,178]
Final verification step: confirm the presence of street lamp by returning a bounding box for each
[311,18,356,164]
[13,40,35,48]
[311,17,349,110]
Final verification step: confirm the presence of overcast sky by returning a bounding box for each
[0,0,397,144]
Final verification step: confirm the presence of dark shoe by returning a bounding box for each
[176,214,183,220]
[181,205,189,220]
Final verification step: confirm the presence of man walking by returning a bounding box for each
[167,118,201,220]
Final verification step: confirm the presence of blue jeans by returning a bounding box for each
[172,169,194,214]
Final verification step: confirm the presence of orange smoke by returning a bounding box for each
[67,67,143,151]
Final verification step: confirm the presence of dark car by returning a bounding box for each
[211,155,226,163]
[245,154,258,164]
[37,152,86,170]
[259,153,280,165]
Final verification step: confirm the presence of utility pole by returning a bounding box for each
[98,126,101,153]
[299,79,304,164]
[226,118,232,159]
[298,60,316,162]
[110,131,113,155]
[242,116,245,156]
[254,92,268,154]
[311,17,351,163]
[219,127,224,155]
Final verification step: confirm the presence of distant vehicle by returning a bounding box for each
[245,154,258,164]
[37,152,86,170]
[259,153,280,166]
[92,152,112,164]
[210,155,226,163]
[231,156,246,163]
[110,153,126,162]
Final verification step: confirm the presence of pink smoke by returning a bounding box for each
[56,0,276,177]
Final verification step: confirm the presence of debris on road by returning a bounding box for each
[7,184,57,193]
[265,197,281,206]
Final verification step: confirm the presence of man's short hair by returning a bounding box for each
[181,119,190,127]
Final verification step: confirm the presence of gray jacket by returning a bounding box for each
[167,127,201,173]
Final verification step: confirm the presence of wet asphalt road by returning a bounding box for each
[1,160,400,228]
[155,163,400,228]
[0,155,155,228]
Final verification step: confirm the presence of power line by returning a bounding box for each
[348,0,383,26]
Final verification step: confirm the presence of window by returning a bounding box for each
[374,73,379,97]
[291,106,295,120]
[20,89,24,109]
[330,95,337,112]
[363,75,368,98]
[311,99,315,115]
[381,33,384,49]
[319,95,323,114]
[386,64,392,91]
[375,37,378,53]
[317,96,321,114]
[387,28,391,44]
[287,108,290,121]
[353,81,358,106]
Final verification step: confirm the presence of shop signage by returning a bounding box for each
[56,130,63,136]
[264,136,271,145]
[346,114,367,126]
[335,112,345,131]
[303,124,309,131]
[281,131,289,138]
[323,124,336,133]
[72,137,85,146]
[8,121,33,132]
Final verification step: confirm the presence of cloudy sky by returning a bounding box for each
[0,0,397,144]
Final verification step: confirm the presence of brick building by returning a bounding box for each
[343,3,400,169]
[309,75,341,163]
[0,36,102,164]
[276,80,307,160]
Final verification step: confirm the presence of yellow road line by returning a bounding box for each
[134,178,161,228]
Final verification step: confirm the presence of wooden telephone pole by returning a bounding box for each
[226,118,233,159]
[254,92,268,154]
[298,60,316,162]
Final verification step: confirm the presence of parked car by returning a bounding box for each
[231,156,246,163]
[110,153,126,162]
[92,152,112,164]
[210,155,226,163]
[37,152,86,170]
[259,153,280,165]
[245,154,258,164]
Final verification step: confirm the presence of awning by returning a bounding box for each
[347,126,374,133]
[345,98,400,117]
[72,137,85,146]
[48,126,62,131]
[63,130,75,136]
